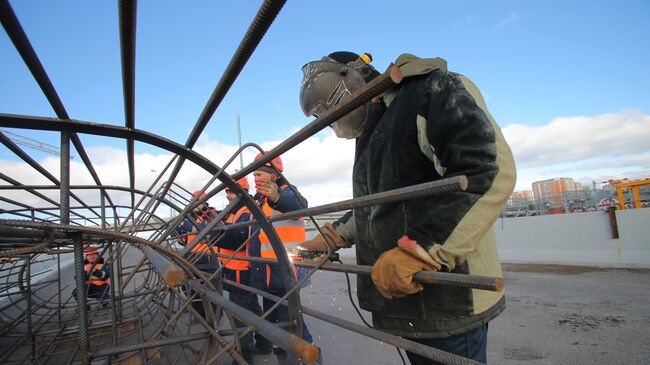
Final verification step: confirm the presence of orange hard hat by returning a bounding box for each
[254,151,283,173]
[236,176,250,190]
[192,191,207,199]
[225,176,250,192]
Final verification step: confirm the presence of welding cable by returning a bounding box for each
[333,256,407,365]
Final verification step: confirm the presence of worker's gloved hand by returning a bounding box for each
[176,219,193,235]
[91,269,103,278]
[298,223,349,252]
[371,235,441,299]
[255,179,280,203]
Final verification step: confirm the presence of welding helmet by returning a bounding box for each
[299,51,379,139]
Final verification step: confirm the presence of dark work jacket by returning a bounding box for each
[218,202,252,293]
[352,55,515,338]
[249,179,308,292]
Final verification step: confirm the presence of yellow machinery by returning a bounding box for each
[608,178,650,210]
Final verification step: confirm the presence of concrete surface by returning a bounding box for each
[4,256,649,364]
[284,261,650,365]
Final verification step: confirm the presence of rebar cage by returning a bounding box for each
[0,1,503,364]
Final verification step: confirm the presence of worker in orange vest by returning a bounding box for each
[73,245,111,308]
[179,191,217,253]
[219,175,269,363]
[176,191,221,320]
[248,152,315,362]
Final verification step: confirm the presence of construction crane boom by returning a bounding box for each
[0,128,64,157]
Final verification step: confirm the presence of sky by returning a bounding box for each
[1,0,649,212]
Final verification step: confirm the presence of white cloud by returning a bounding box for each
[503,109,650,190]
[0,130,355,217]
[2,110,649,217]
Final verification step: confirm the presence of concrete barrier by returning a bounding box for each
[495,208,650,268]
[307,208,650,268]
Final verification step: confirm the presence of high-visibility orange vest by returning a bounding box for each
[257,195,306,258]
[219,206,251,271]
[85,262,109,286]
[185,216,212,253]
[257,194,306,287]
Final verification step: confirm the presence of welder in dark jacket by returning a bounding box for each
[298,52,516,364]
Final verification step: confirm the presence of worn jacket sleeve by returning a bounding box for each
[269,184,308,213]
[333,211,356,246]
[217,211,251,250]
[91,263,111,280]
[405,71,516,270]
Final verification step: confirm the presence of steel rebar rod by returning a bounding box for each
[216,254,504,292]
[179,195,241,257]
[25,254,34,359]
[0,172,90,222]
[94,332,209,357]
[0,297,64,363]
[72,237,91,365]
[301,260,503,292]
[220,176,468,233]
[60,130,70,225]
[141,246,185,287]
[0,117,307,337]
[0,225,65,239]
[224,279,481,365]
[0,132,104,221]
[232,65,403,183]
[158,0,288,223]
[186,0,287,148]
[118,0,137,209]
[0,196,57,220]
[0,185,183,213]
[0,0,116,209]
[302,304,481,365]
[190,280,320,365]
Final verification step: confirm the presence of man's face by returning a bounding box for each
[225,190,237,202]
[86,253,98,263]
[193,202,209,217]
[253,170,276,184]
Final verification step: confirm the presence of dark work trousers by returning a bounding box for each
[184,255,221,320]
[405,324,488,365]
[73,284,110,307]
[255,289,314,352]
[224,269,255,360]
[250,294,269,351]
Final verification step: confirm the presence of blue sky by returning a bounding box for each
[1,0,650,206]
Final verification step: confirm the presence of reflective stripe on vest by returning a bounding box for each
[220,206,251,271]
[85,263,109,286]
[187,216,212,253]
[186,233,212,253]
[257,197,306,259]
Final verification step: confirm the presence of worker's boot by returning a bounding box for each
[274,348,289,365]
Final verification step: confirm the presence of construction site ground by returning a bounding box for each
[4,260,648,364]
[289,260,650,365]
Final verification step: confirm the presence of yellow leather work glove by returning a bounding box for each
[298,223,350,252]
[371,235,442,299]
[256,179,280,203]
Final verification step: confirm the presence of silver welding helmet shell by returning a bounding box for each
[300,60,369,139]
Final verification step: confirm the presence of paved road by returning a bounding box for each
[287,261,650,365]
